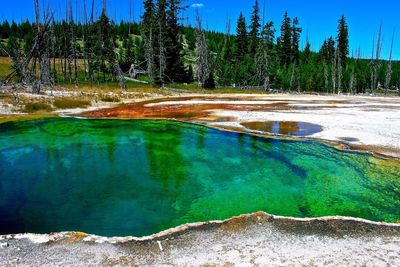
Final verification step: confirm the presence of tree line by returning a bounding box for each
[0,0,399,93]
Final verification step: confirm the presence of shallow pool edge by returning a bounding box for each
[1,116,399,241]
[67,114,400,160]
[1,212,399,244]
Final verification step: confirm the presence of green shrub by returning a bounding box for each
[53,99,91,109]
[23,102,53,113]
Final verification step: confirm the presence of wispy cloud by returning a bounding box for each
[191,3,205,8]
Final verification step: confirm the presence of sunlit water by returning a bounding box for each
[0,118,399,237]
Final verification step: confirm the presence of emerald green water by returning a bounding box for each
[0,118,399,237]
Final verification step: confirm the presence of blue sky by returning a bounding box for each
[1,0,399,59]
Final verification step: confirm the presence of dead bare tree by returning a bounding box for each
[332,48,338,94]
[255,45,270,90]
[337,55,342,94]
[254,21,273,90]
[158,21,166,84]
[323,63,329,91]
[34,0,41,32]
[82,0,88,81]
[349,69,354,94]
[3,0,56,92]
[36,3,55,92]
[90,0,95,23]
[145,28,157,85]
[370,34,375,92]
[86,0,97,82]
[51,22,57,84]
[65,3,72,83]
[33,0,41,76]
[110,41,126,89]
[385,29,395,90]
[0,41,34,86]
[350,47,361,94]
[102,0,107,14]
[216,19,232,86]
[195,11,210,88]
[262,0,266,26]
[371,23,383,91]
[69,0,78,83]
[289,64,295,90]
[129,0,132,35]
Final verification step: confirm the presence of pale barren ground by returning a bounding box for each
[143,93,400,158]
[1,213,399,266]
[211,95,400,153]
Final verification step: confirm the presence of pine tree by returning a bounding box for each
[218,20,233,86]
[1,21,11,38]
[319,40,328,60]
[235,12,248,61]
[255,41,270,88]
[291,17,302,64]
[156,0,167,83]
[319,36,335,63]
[249,0,260,56]
[261,21,275,50]
[337,15,349,68]
[203,72,215,89]
[142,0,158,85]
[279,12,292,67]
[164,0,187,83]
[94,10,117,82]
[254,21,275,88]
[10,21,19,38]
[304,41,311,63]
[142,0,155,35]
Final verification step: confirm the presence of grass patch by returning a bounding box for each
[0,94,12,99]
[165,82,270,94]
[100,96,120,102]
[59,81,166,96]
[23,102,53,113]
[0,57,12,81]
[166,83,202,90]
[211,88,269,94]
[53,98,91,109]
[0,114,56,124]
[367,89,400,96]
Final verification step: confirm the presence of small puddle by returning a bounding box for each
[214,117,236,123]
[241,121,322,137]
[338,137,360,142]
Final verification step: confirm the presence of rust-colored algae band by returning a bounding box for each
[80,96,291,121]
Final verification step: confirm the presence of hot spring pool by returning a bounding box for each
[0,118,399,237]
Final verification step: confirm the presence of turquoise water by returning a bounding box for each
[0,118,399,237]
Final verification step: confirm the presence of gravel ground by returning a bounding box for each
[1,213,399,266]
